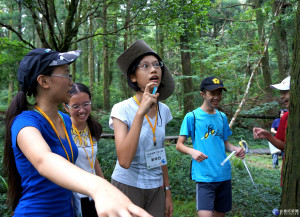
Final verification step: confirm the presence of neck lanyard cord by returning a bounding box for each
[72,124,94,171]
[133,95,158,143]
[35,106,74,163]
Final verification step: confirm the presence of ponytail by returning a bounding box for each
[4,91,28,210]
[87,116,102,141]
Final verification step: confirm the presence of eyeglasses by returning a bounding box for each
[51,74,72,80]
[65,102,91,110]
[138,61,164,71]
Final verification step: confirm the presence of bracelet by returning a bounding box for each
[165,186,171,191]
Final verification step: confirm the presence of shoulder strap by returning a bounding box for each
[190,111,196,181]
[218,110,224,122]
[192,111,196,140]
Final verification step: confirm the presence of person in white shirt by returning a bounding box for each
[65,83,104,217]
[109,40,175,217]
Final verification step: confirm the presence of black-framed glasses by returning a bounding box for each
[65,102,91,110]
[138,61,164,71]
[51,74,72,80]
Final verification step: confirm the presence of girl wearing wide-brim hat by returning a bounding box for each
[109,40,175,217]
[4,48,150,217]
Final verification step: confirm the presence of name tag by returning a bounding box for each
[145,148,167,169]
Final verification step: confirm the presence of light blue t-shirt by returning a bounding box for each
[179,107,232,182]
[11,110,78,216]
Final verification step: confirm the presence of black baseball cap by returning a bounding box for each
[18,48,81,94]
[200,76,227,92]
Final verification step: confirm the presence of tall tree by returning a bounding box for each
[272,0,290,80]
[8,6,14,105]
[88,13,94,94]
[102,1,110,111]
[167,0,209,114]
[180,29,194,114]
[254,0,272,97]
[281,0,300,213]
[119,0,132,99]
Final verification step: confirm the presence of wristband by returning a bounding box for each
[165,186,171,191]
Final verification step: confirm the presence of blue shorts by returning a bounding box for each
[196,180,232,213]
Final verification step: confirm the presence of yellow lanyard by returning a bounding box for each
[35,106,74,163]
[133,95,158,145]
[72,125,95,172]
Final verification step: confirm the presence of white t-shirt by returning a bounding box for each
[109,97,173,189]
[71,127,98,217]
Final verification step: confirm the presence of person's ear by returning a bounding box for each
[37,75,50,89]
[200,91,205,98]
[130,74,137,83]
[63,103,70,113]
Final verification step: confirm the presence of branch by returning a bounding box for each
[220,3,254,9]
[0,22,35,49]
[208,15,255,22]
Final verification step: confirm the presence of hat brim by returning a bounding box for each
[270,84,289,91]
[157,65,175,100]
[204,85,227,92]
[49,50,81,66]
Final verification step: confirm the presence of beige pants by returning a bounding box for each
[111,179,165,217]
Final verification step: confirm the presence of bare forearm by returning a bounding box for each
[162,165,170,188]
[95,158,104,178]
[37,152,107,197]
[267,135,285,151]
[114,111,144,168]
[176,136,193,156]
[224,142,237,152]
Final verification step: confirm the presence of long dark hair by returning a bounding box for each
[4,66,55,210]
[69,83,102,141]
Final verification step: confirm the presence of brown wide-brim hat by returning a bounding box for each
[116,40,175,100]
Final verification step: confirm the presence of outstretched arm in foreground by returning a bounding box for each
[17,127,152,217]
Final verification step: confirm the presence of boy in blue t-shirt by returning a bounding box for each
[176,76,245,217]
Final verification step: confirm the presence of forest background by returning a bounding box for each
[0,0,300,216]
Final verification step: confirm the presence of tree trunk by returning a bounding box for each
[97,54,101,83]
[83,23,89,78]
[272,0,290,80]
[102,2,110,111]
[109,18,118,85]
[8,7,14,105]
[71,36,77,82]
[88,16,94,95]
[120,0,132,99]
[156,20,164,59]
[254,0,272,97]
[280,1,300,213]
[180,32,194,114]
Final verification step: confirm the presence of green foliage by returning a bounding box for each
[0,89,10,110]
[97,139,117,181]
[166,145,196,201]
[240,102,279,116]
[230,161,281,217]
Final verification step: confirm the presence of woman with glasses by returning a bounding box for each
[4,48,151,217]
[109,40,175,217]
[65,83,104,217]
